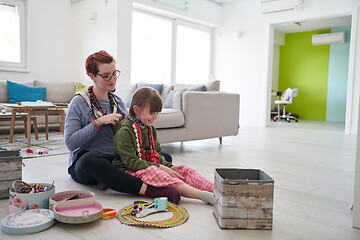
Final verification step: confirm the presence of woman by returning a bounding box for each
[64,50,180,204]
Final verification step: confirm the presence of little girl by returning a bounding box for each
[113,87,214,205]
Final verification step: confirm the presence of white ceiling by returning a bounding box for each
[205,1,352,34]
[209,0,238,3]
[274,15,352,34]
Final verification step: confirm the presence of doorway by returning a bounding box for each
[267,15,352,126]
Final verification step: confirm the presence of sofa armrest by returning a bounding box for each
[181,91,240,139]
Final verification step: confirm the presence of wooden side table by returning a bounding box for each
[0,113,38,141]
[5,105,66,147]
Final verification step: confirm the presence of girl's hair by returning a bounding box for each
[129,87,163,117]
[85,50,115,77]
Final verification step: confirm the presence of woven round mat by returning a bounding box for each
[117,203,188,228]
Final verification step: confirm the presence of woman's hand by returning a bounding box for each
[159,165,185,180]
[96,113,123,126]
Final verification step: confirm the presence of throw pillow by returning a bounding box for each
[7,81,46,103]
[163,86,205,109]
[163,90,182,109]
[188,85,206,91]
[74,82,88,95]
[0,80,35,103]
[205,80,220,91]
[137,83,164,94]
[127,83,164,108]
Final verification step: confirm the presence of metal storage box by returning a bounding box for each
[213,168,274,230]
[0,150,22,199]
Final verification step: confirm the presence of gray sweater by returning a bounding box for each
[64,93,127,169]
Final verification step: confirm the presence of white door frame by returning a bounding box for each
[263,8,360,228]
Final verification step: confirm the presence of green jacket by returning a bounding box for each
[113,119,172,171]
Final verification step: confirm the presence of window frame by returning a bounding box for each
[0,0,27,72]
[131,8,214,84]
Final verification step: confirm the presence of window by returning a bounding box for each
[0,0,27,71]
[131,10,213,84]
[176,23,211,84]
[131,11,172,84]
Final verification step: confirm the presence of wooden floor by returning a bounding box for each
[1,120,360,239]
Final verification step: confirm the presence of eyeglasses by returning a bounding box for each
[97,70,121,81]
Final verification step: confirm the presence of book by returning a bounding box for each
[19,101,56,107]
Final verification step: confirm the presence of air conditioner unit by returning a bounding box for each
[312,32,345,45]
[261,0,303,14]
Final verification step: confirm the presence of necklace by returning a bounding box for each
[127,116,145,126]
[88,86,118,118]
[117,202,189,228]
[132,121,161,164]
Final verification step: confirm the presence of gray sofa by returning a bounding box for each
[0,80,240,144]
[0,80,74,129]
[115,80,240,144]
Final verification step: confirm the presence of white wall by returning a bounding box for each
[272,30,284,92]
[272,30,284,91]
[213,0,271,126]
[0,0,73,83]
[71,0,118,84]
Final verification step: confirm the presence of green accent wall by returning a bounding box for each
[279,29,330,121]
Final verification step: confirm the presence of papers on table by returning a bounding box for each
[3,101,56,108]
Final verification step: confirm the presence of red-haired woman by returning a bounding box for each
[64,50,180,204]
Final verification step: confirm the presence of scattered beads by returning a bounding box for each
[23,149,48,155]
[35,149,48,155]
[15,183,49,194]
[26,149,34,153]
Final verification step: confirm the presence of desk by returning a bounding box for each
[5,105,66,147]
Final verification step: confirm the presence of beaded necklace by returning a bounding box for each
[88,86,118,118]
[127,116,145,126]
[131,120,161,164]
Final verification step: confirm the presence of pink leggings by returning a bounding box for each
[126,165,213,192]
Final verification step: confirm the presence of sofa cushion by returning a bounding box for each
[160,84,173,103]
[174,80,220,91]
[164,85,206,109]
[7,81,46,103]
[153,109,184,129]
[0,80,35,103]
[35,80,75,103]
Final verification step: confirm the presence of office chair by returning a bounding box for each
[273,88,299,122]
